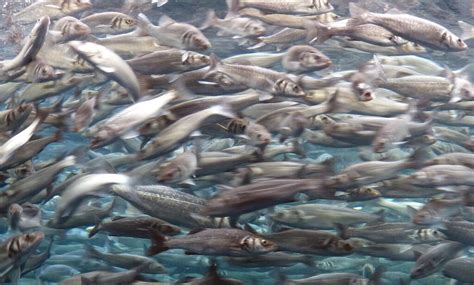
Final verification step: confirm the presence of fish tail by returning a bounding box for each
[303,20,334,44]
[88,222,101,238]
[369,266,386,285]
[347,2,370,27]
[291,139,306,158]
[226,0,241,17]
[372,54,387,82]
[136,13,152,36]
[458,21,474,41]
[334,223,349,239]
[84,244,100,259]
[200,10,217,30]
[301,255,315,267]
[147,230,169,256]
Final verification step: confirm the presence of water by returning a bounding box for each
[0,0,473,284]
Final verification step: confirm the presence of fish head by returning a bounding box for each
[352,81,374,102]
[114,15,138,29]
[413,210,439,225]
[181,51,210,67]
[7,232,44,259]
[440,31,468,51]
[410,263,433,279]
[156,165,182,183]
[273,78,306,97]
[299,51,332,70]
[312,115,334,128]
[246,122,272,146]
[243,20,266,37]
[189,33,212,50]
[413,228,446,241]
[351,186,381,200]
[452,77,474,101]
[240,235,277,253]
[31,61,57,83]
[372,137,389,153]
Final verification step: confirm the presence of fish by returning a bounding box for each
[51,16,91,43]
[80,12,137,35]
[110,185,226,228]
[84,245,165,273]
[147,228,277,256]
[88,215,181,238]
[200,0,266,38]
[1,16,50,72]
[137,13,212,50]
[269,204,384,230]
[348,3,468,51]
[12,0,92,24]
[0,109,48,166]
[281,45,332,73]
[410,241,465,279]
[442,257,474,282]
[236,0,334,15]
[0,232,44,283]
[138,105,235,160]
[205,54,306,97]
[87,89,178,148]
[68,41,142,102]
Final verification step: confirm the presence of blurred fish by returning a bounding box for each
[348,3,468,51]
[12,0,92,24]
[68,41,142,102]
[81,12,137,35]
[137,13,212,50]
[235,0,334,15]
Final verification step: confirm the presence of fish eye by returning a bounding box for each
[433,230,439,236]
[261,239,268,246]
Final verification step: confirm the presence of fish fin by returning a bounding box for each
[247,40,266,50]
[226,0,240,19]
[188,228,206,235]
[121,129,140,140]
[347,2,369,27]
[158,14,175,26]
[258,93,273,101]
[369,266,386,285]
[303,20,333,44]
[88,221,101,238]
[458,21,474,41]
[413,250,423,260]
[147,230,169,256]
[44,4,61,9]
[334,223,349,239]
[152,0,168,7]
[136,13,152,36]
[200,10,217,30]
[385,8,404,14]
[372,54,387,82]
[406,205,418,219]
[203,53,221,79]
[6,268,20,283]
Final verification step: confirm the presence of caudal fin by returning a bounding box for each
[303,20,334,44]
[347,2,370,27]
[146,230,169,256]
[458,21,474,41]
[200,10,217,30]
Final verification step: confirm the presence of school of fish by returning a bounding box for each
[0,0,473,284]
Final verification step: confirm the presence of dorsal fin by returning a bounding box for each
[188,228,206,235]
[159,14,175,26]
